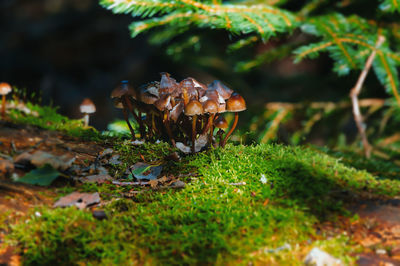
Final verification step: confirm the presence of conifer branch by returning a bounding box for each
[380,0,400,13]
[102,1,400,107]
[101,0,297,39]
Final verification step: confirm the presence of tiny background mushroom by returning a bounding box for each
[221,93,246,147]
[80,98,96,127]
[0,82,12,119]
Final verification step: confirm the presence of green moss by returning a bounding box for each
[109,141,175,178]
[321,147,400,181]
[8,101,102,140]
[8,144,400,265]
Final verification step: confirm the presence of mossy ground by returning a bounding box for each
[3,102,400,265]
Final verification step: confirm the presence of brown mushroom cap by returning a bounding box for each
[180,78,198,100]
[218,103,226,113]
[139,89,158,105]
[160,72,178,95]
[203,100,218,114]
[214,116,228,129]
[154,95,172,111]
[226,93,246,112]
[184,100,203,116]
[111,80,137,99]
[113,99,124,109]
[188,77,207,95]
[145,81,160,97]
[0,82,12,95]
[208,80,233,100]
[200,89,224,104]
[80,98,96,114]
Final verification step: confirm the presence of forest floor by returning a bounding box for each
[1,106,400,265]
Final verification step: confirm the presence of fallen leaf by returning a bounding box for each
[54,192,100,209]
[148,179,159,188]
[0,158,14,176]
[176,134,208,154]
[15,151,75,171]
[131,162,162,180]
[17,165,60,186]
[131,140,145,145]
[263,199,270,206]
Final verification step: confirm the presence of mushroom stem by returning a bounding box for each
[208,114,215,145]
[201,115,211,135]
[221,112,238,148]
[124,96,146,139]
[121,101,136,140]
[151,112,157,135]
[1,95,6,119]
[182,88,189,106]
[83,114,89,127]
[216,129,224,148]
[163,112,176,147]
[191,115,197,153]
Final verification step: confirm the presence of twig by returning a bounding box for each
[350,35,385,158]
[229,182,246,186]
[112,180,149,186]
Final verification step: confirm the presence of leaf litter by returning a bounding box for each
[53,192,101,209]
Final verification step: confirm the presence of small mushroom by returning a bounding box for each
[139,89,158,105]
[111,81,142,140]
[155,94,176,146]
[184,100,203,153]
[214,116,228,147]
[146,81,160,97]
[111,80,137,100]
[0,82,12,119]
[80,98,96,127]
[221,93,246,148]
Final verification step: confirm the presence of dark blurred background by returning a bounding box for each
[0,0,387,133]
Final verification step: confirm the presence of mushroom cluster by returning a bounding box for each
[111,73,246,153]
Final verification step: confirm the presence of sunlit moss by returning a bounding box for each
[8,144,400,264]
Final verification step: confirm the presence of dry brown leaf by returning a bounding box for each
[53,192,100,209]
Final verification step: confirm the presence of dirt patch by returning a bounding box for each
[0,121,103,166]
[318,199,400,264]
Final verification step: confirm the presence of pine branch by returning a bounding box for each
[101,0,297,39]
[236,43,295,72]
[101,1,400,106]
[227,36,260,52]
[380,0,400,13]
[295,14,400,105]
